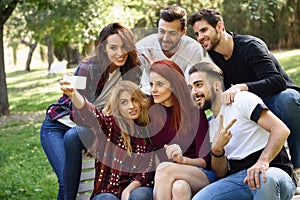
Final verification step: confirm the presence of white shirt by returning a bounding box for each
[136,33,205,94]
[209,91,270,160]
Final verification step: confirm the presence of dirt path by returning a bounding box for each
[0,111,45,125]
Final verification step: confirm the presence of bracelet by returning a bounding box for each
[210,149,225,158]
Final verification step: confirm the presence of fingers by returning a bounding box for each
[148,49,157,65]
[164,144,182,161]
[224,118,237,132]
[244,166,268,190]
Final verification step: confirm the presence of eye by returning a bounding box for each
[196,82,203,88]
[120,100,128,105]
[194,32,199,37]
[157,82,164,87]
[109,45,117,51]
[169,31,178,36]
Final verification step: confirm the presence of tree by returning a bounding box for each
[0,0,19,116]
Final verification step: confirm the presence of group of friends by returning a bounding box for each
[40,5,300,200]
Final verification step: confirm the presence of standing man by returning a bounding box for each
[188,62,296,200]
[137,5,208,94]
[188,8,300,193]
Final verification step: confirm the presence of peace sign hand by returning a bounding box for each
[212,115,237,153]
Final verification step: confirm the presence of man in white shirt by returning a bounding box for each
[136,5,208,94]
[187,62,296,200]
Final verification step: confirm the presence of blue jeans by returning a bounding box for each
[263,89,300,168]
[63,126,86,200]
[192,167,295,200]
[40,114,70,200]
[92,187,153,200]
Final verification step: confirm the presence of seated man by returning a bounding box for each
[188,62,296,200]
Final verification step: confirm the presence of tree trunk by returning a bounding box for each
[21,40,38,71]
[0,25,10,116]
[46,37,54,70]
[0,0,19,116]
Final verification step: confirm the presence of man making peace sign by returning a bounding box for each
[188,62,296,200]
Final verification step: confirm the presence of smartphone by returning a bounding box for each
[63,75,87,89]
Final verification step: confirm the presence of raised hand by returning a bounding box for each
[212,115,237,154]
[164,144,183,163]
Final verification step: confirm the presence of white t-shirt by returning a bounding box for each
[209,91,270,160]
[136,34,205,94]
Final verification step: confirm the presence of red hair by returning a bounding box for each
[149,60,195,135]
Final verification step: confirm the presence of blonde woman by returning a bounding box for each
[61,80,154,200]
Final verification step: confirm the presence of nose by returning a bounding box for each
[151,84,157,93]
[129,101,135,108]
[191,86,197,96]
[197,33,204,43]
[163,32,170,41]
[117,47,125,56]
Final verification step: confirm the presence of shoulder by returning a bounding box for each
[136,34,158,47]
[233,91,264,116]
[181,35,201,47]
[232,32,268,52]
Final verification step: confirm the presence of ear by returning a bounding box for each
[182,27,187,35]
[214,81,222,92]
[216,21,224,32]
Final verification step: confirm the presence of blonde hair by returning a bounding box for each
[103,80,150,154]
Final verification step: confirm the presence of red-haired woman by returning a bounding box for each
[148,60,218,200]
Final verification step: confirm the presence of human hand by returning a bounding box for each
[60,79,84,109]
[221,84,247,105]
[60,80,76,98]
[147,49,158,65]
[212,115,236,155]
[243,161,269,190]
[164,144,183,163]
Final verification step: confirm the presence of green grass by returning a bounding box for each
[0,51,299,199]
[0,69,74,200]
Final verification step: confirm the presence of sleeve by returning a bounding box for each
[234,91,268,122]
[132,139,155,187]
[243,40,286,97]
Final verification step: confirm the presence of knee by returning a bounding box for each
[154,162,173,182]
[64,128,81,150]
[276,90,300,108]
[172,180,191,200]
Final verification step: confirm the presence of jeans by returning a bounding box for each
[63,126,86,200]
[40,114,71,200]
[92,187,153,200]
[192,167,296,200]
[263,89,300,168]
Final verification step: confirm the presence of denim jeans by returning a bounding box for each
[40,114,71,200]
[63,126,86,200]
[192,167,296,200]
[92,187,153,200]
[263,88,300,168]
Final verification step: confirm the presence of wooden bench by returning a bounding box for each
[76,153,95,200]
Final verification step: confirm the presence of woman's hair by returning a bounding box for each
[149,60,194,135]
[103,80,150,153]
[94,22,141,85]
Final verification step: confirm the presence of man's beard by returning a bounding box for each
[161,38,181,53]
[209,30,220,51]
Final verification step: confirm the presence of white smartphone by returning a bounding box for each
[63,75,87,90]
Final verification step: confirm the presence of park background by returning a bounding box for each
[0,0,300,199]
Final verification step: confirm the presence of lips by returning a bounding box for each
[129,110,137,115]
